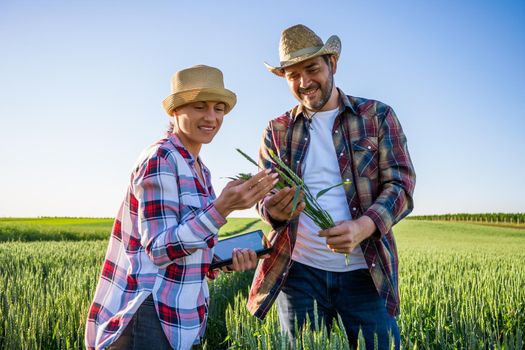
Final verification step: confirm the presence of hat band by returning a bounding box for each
[280,45,323,64]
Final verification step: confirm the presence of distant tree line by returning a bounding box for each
[407,213,525,225]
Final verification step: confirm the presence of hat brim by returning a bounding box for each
[162,88,237,116]
[264,35,341,77]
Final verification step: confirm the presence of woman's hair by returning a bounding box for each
[166,117,175,136]
[166,119,174,136]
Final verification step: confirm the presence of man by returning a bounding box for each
[85,65,278,350]
[247,25,416,349]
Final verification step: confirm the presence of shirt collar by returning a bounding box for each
[168,133,197,165]
[167,133,211,179]
[290,88,358,122]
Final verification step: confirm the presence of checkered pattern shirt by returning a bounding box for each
[247,89,416,319]
[85,134,226,350]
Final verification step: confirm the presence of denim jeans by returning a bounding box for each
[276,261,400,350]
[109,295,172,350]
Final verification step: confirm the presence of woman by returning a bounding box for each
[85,65,277,349]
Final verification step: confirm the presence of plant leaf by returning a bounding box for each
[267,149,305,187]
[236,148,259,168]
[315,181,351,200]
[224,173,253,181]
[237,173,253,180]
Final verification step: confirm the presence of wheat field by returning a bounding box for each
[0,218,523,349]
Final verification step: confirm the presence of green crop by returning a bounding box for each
[0,218,523,349]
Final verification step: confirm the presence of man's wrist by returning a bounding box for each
[266,208,288,228]
[357,215,377,240]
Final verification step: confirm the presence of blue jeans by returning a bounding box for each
[109,295,172,350]
[276,261,400,350]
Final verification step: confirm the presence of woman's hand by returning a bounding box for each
[224,248,270,272]
[214,169,278,218]
[207,248,269,279]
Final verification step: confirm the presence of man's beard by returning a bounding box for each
[299,73,334,111]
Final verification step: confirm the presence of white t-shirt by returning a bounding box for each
[292,108,368,272]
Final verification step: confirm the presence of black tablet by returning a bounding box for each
[210,229,273,269]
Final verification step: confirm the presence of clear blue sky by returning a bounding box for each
[1,0,524,217]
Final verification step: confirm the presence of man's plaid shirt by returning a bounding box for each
[247,89,416,319]
[85,134,226,350]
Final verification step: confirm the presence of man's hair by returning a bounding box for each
[322,55,335,73]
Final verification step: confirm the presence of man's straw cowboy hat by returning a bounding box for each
[162,65,237,116]
[264,24,342,77]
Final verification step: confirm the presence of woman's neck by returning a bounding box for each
[173,131,201,159]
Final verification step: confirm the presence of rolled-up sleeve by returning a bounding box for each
[133,154,226,268]
[364,106,416,237]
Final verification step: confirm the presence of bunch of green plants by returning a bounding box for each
[236,148,350,263]
[236,148,349,229]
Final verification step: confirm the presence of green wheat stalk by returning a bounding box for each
[235,148,351,264]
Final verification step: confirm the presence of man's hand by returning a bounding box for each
[317,215,377,254]
[264,187,306,222]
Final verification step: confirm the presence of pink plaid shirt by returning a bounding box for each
[85,134,226,349]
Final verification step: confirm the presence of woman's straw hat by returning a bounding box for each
[162,65,237,116]
[264,24,341,77]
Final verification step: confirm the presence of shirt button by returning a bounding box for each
[372,263,376,267]
[304,137,308,141]
[352,207,357,211]
[335,130,339,133]
[340,153,344,156]
[367,146,372,150]
[296,160,300,163]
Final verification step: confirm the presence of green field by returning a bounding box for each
[0,217,270,242]
[0,218,523,349]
